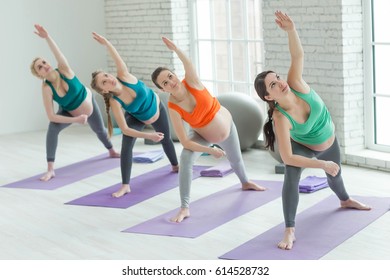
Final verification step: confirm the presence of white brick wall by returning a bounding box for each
[104,0,190,89]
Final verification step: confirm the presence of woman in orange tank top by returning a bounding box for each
[152,37,266,223]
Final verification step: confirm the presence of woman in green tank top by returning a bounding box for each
[30,24,119,182]
[254,11,370,250]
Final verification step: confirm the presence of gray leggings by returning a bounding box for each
[46,95,113,162]
[179,121,249,208]
[283,137,350,227]
[120,102,178,184]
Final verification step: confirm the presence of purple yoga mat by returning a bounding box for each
[200,160,233,177]
[65,165,209,209]
[0,153,120,190]
[122,180,282,238]
[219,195,389,260]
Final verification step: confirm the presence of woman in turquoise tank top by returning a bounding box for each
[30,24,119,182]
[254,11,370,250]
[90,32,178,198]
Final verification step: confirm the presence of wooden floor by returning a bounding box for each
[0,125,389,260]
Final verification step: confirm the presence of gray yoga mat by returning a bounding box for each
[65,165,210,209]
[219,195,389,260]
[122,180,283,238]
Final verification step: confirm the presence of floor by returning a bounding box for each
[0,125,389,260]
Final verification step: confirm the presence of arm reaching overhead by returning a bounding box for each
[161,36,202,89]
[274,11,308,92]
[92,32,136,81]
[33,24,72,76]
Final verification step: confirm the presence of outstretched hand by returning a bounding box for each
[34,24,49,39]
[162,36,177,51]
[92,32,109,45]
[274,10,295,31]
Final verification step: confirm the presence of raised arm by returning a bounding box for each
[92,32,136,81]
[161,37,203,89]
[33,24,72,75]
[274,11,308,92]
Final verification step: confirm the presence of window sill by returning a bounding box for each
[344,149,390,172]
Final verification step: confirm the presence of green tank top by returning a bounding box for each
[45,69,87,111]
[276,88,334,145]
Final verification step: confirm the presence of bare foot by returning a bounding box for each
[171,165,179,173]
[40,170,55,181]
[170,208,190,223]
[242,181,266,191]
[340,198,371,210]
[109,148,120,158]
[112,184,130,198]
[278,227,296,250]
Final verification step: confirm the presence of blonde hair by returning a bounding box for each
[30,57,41,78]
[30,57,61,92]
[91,70,114,138]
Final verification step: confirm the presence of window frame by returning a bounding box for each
[189,0,264,97]
[363,0,390,152]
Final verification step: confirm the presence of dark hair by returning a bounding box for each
[254,70,277,151]
[151,66,171,89]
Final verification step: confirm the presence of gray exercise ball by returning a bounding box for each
[217,93,264,151]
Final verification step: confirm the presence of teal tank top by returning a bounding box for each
[113,78,157,121]
[45,70,87,111]
[276,88,334,145]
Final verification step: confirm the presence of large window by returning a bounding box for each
[190,0,264,99]
[364,0,390,151]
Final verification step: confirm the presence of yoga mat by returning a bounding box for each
[66,165,209,209]
[0,153,121,190]
[122,180,283,238]
[299,175,328,193]
[200,160,233,177]
[133,150,164,163]
[219,195,389,260]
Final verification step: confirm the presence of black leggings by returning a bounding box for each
[283,137,350,227]
[120,102,178,184]
[46,95,113,162]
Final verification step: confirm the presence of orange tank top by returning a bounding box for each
[168,79,221,128]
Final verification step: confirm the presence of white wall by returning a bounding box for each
[0,0,107,135]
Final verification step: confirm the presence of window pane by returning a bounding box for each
[203,81,215,96]
[196,0,211,39]
[249,42,264,81]
[213,0,227,39]
[375,96,390,145]
[198,41,213,80]
[217,83,232,95]
[232,42,246,81]
[233,83,248,94]
[215,41,229,81]
[230,0,244,39]
[373,45,390,95]
[372,0,390,42]
[247,0,262,39]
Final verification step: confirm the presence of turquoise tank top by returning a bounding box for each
[45,70,87,111]
[276,88,334,145]
[113,78,157,121]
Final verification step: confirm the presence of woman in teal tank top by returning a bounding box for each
[30,24,119,182]
[90,32,178,198]
[254,11,370,250]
